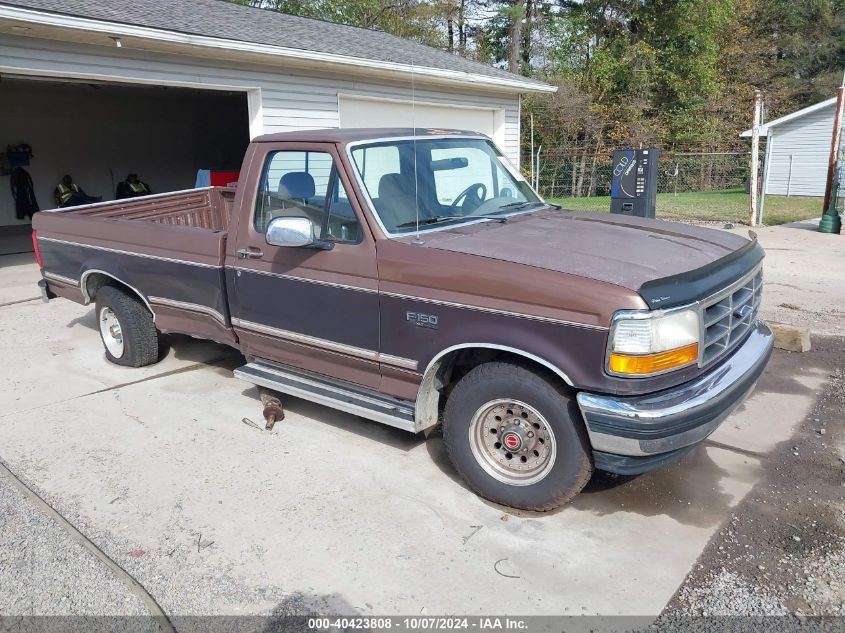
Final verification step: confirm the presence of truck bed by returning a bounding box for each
[33,187,238,344]
[60,187,235,231]
[34,187,235,266]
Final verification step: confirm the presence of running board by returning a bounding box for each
[234,359,418,433]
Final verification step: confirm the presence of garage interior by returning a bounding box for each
[0,76,250,254]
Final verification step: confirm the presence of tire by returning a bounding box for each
[94,285,159,367]
[442,362,593,511]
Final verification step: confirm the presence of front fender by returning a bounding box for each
[412,341,585,432]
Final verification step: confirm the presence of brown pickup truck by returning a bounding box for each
[32,128,773,511]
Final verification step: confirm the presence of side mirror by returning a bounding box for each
[265,216,334,250]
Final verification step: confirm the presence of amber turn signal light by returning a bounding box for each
[609,343,699,376]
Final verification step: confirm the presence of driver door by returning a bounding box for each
[228,142,381,389]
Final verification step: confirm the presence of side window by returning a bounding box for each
[254,150,361,243]
[325,173,362,243]
[431,147,495,205]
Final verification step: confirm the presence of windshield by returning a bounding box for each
[350,138,543,234]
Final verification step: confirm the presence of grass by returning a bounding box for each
[549,188,824,226]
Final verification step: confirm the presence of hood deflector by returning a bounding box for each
[639,238,765,309]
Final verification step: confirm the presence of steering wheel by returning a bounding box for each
[449,183,487,213]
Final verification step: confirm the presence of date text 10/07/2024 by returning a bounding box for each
[308,617,529,630]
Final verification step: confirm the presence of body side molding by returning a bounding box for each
[232,317,418,370]
[38,237,222,269]
[380,291,608,330]
[148,296,228,325]
[42,271,80,287]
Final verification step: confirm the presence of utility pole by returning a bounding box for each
[821,85,844,214]
[819,80,844,233]
[749,90,763,227]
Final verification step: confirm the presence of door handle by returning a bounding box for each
[236,248,264,259]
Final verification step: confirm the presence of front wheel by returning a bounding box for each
[442,362,592,511]
[95,285,159,367]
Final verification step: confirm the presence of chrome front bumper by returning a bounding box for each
[576,322,773,465]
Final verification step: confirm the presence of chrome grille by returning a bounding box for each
[699,266,763,366]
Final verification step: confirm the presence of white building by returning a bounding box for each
[0,0,553,235]
[742,97,838,197]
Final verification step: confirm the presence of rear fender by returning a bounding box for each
[80,265,155,318]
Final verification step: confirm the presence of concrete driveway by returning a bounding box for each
[0,222,839,618]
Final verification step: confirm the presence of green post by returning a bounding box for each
[819,175,841,234]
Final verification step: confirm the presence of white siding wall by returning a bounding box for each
[0,33,521,163]
[765,104,835,197]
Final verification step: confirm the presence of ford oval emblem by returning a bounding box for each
[734,305,752,319]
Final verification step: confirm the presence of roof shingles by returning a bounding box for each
[2,0,550,88]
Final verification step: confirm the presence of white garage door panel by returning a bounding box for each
[339,96,499,144]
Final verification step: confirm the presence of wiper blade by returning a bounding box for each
[395,215,463,228]
[469,214,509,223]
[496,201,544,211]
[396,214,511,229]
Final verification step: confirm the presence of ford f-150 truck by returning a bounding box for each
[32,128,773,511]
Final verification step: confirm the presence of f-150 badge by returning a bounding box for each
[406,311,439,329]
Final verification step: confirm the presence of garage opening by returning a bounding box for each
[0,76,250,254]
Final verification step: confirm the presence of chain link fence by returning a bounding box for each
[834,160,844,215]
[521,144,750,200]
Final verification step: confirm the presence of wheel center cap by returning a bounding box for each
[502,431,523,451]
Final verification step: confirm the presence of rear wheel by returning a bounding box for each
[443,362,592,511]
[95,285,159,367]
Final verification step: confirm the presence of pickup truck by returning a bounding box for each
[32,128,773,511]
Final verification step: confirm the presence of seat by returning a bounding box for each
[262,171,323,229]
[375,173,417,232]
[279,171,316,201]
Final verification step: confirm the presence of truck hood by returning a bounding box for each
[412,210,755,301]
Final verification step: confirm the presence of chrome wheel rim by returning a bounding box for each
[468,399,556,486]
[99,307,125,358]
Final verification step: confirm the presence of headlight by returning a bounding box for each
[607,309,700,376]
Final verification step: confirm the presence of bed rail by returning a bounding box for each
[58,187,235,231]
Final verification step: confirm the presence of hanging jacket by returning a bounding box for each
[10,167,39,219]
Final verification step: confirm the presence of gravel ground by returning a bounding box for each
[765,301,845,340]
[0,469,151,616]
[656,335,845,629]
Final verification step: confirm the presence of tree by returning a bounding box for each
[242,0,446,47]
[224,0,844,159]
[748,0,845,112]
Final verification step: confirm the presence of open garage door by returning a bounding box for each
[339,95,504,148]
[0,76,249,253]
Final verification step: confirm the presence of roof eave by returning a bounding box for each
[739,97,837,137]
[739,127,769,138]
[0,4,556,93]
